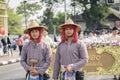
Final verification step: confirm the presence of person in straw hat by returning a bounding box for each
[20,20,52,80]
[53,18,88,80]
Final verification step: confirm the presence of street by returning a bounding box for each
[0,62,115,80]
[0,62,26,80]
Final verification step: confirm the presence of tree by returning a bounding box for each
[39,0,71,34]
[54,12,70,35]
[39,0,59,34]
[8,9,23,35]
[39,0,58,8]
[0,0,4,2]
[71,0,110,31]
[41,8,54,34]
[42,11,70,34]
[0,0,6,15]
[16,1,41,23]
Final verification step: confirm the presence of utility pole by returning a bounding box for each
[24,0,27,28]
[73,0,76,23]
[64,0,67,22]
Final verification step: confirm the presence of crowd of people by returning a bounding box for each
[20,19,120,80]
[0,33,13,56]
[0,25,119,57]
[0,33,29,56]
[80,27,120,43]
[0,18,120,80]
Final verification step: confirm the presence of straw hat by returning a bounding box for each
[58,18,81,32]
[24,20,46,33]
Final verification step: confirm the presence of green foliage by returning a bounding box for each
[16,1,41,21]
[0,9,4,14]
[71,0,110,30]
[0,0,4,2]
[8,26,23,35]
[39,0,58,7]
[0,0,5,14]
[39,0,57,34]
[54,13,71,34]
[41,8,70,34]
[8,9,23,35]
[41,8,55,34]
[40,0,71,34]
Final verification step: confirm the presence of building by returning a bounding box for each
[71,8,120,31]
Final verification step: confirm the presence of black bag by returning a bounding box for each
[75,71,84,80]
[43,73,50,80]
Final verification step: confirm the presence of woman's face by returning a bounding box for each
[42,30,48,36]
[65,28,74,37]
[30,29,40,39]
[112,30,119,35]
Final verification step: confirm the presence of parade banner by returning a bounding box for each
[84,46,120,75]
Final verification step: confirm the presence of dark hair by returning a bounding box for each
[96,31,101,35]
[8,33,10,36]
[89,31,94,34]
[112,27,118,31]
[19,35,21,38]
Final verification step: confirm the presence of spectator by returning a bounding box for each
[12,38,17,51]
[7,33,12,56]
[23,34,30,45]
[107,27,120,42]
[1,36,7,55]
[17,35,23,55]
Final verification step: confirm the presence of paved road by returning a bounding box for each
[0,62,116,80]
[0,62,26,80]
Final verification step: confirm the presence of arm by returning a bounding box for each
[70,42,88,71]
[20,45,30,72]
[38,45,52,75]
[52,46,61,79]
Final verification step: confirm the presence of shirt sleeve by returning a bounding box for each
[38,44,52,75]
[52,46,61,79]
[70,42,89,71]
[20,45,30,72]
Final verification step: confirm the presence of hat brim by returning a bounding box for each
[58,24,81,32]
[24,26,45,34]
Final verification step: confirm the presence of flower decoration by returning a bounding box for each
[85,41,120,48]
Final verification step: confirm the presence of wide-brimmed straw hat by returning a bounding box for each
[58,18,81,32]
[24,20,46,33]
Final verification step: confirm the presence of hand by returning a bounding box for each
[29,67,39,76]
[65,66,73,72]
[30,69,39,76]
[29,67,34,72]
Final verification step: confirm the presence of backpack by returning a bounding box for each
[17,39,22,45]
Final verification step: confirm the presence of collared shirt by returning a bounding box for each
[53,41,88,79]
[20,41,52,75]
[107,35,120,42]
